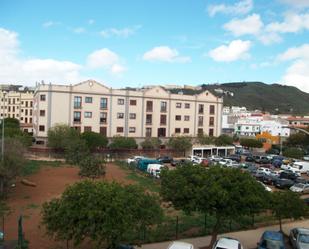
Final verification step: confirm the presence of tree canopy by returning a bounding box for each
[283,147,304,159]
[41,180,163,248]
[109,136,137,149]
[240,138,263,149]
[47,124,79,150]
[160,165,268,248]
[80,131,108,150]
[167,136,192,156]
[140,138,161,149]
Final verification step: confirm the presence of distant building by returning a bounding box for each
[33,80,223,145]
[0,85,34,133]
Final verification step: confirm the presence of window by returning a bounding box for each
[85,97,93,103]
[84,112,92,118]
[100,97,108,109]
[209,128,214,136]
[40,95,46,101]
[74,96,82,109]
[209,117,214,126]
[100,127,107,136]
[146,101,153,112]
[30,109,32,115]
[13,98,15,104]
[8,106,11,112]
[184,115,190,121]
[25,109,28,115]
[8,99,11,105]
[175,128,181,133]
[184,128,189,134]
[118,98,124,105]
[146,128,152,137]
[160,115,167,125]
[40,110,45,116]
[117,127,124,133]
[158,128,166,137]
[73,111,81,123]
[117,113,124,119]
[146,114,152,124]
[198,116,203,126]
[129,127,136,133]
[176,103,182,108]
[84,126,92,132]
[198,128,203,135]
[175,115,181,121]
[13,106,15,112]
[130,99,137,106]
[39,125,45,131]
[30,101,33,107]
[210,105,215,114]
[161,101,167,112]
[30,117,32,123]
[100,112,107,123]
[129,113,136,119]
[198,104,204,114]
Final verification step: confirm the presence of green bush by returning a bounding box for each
[78,156,106,178]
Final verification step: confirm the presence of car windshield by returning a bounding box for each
[265,239,284,249]
[299,234,309,243]
[294,183,304,188]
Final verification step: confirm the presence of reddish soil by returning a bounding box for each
[4,163,131,249]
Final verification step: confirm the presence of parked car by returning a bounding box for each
[213,237,243,249]
[175,159,193,167]
[280,165,301,176]
[167,241,194,249]
[245,156,255,162]
[272,159,283,168]
[127,156,145,164]
[187,155,202,164]
[254,155,270,164]
[226,154,241,163]
[280,170,298,181]
[209,155,223,162]
[289,228,309,249]
[257,167,272,176]
[258,231,285,249]
[218,159,234,166]
[274,178,295,189]
[290,183,309,194]
[157,156,173,164]
[294,177,309,184]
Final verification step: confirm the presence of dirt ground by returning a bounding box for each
[4,163,132,249]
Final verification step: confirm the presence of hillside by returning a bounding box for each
[171,82,309,115]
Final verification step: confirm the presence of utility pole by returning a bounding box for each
[1,92,5,160]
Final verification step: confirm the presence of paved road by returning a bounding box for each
[141,219,309,249]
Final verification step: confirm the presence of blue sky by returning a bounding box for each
[0,0,309,92]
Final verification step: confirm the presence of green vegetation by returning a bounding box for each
[41,180,163,248]
[283,147,305,159]
[140,138,162,149]
[78,156,106,178]
[109,136,137,149]
[21,160,62,176]
[167,136,192,156]
[240,138,263,149]
[170,82,309,114]
[80,131,108,150]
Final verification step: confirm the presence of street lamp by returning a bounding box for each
[1,92,6,160]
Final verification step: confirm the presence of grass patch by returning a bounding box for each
[21,160,63,176]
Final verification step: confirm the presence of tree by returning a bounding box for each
[240,138,263,150]
[47,124,79,150]
[41,181,163,248]
[167,136,192,156]
[80,131,108,150]
[214,134,233,146]
[109,136,137,149]
[197,133,214,145]
[286,130,309,148]
[283,147,304,159]
[140,138,161,149]
[78,156,106,178]
[271,191,307,231]
[0,138,26,195]
[161,166,267,248]
[64,137,90,165]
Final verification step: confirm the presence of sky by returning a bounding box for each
[0,0,309,92]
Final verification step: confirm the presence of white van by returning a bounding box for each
[292,161,309,174]
[147,164,164,178]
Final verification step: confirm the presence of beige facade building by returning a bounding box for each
[0,85,34,133]
[33,80,223,144]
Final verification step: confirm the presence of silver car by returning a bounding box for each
[290,228,309,249]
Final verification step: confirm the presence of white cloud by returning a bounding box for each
[279,0,309,8]
[42,21,60,28]
[87,48,126,74]
[223,14,263,36]
[73,27,86,34]
[142,46,191,63]
[208,40,251,62]
[207,0,253,17]
[0,27,127,85]
[100,25,141,38]
[266,12,309,33]
[278,44,309,92]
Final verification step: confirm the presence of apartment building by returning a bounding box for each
[33,80,223,144]
[0,85,34,133]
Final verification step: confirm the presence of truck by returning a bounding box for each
[292,161,309,174]
[147,164,164,178]
[137,159,160,172]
